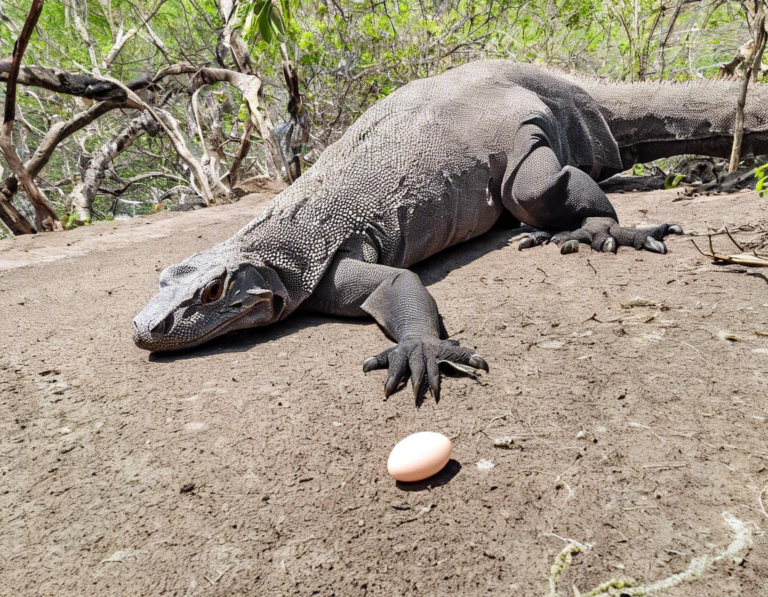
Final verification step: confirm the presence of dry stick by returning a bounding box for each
[0,0,63,233]
[752,15,768,83]
[228,119,254,187]
[729,9,766,173]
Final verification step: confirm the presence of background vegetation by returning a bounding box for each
[0,0,765,237]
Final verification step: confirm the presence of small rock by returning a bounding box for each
[100,550,132,563]
[576,430,587,439]
[539,340,565,349]
[717,331,739,342]
[476,459,495,470]
[493,437,519,449]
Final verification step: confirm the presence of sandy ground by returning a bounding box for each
[1,187,767,596]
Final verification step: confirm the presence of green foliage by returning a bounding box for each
[632,163,646,176]
[66,214,91,229]
[237,0,292,44]
[664,173,687,189]
[756,163,768,198]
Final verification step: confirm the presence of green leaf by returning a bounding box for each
[757,176,767,198]
[632,163,645,176]
[258,4,274,43]
[269,9,286,39]
[664,173,686,189]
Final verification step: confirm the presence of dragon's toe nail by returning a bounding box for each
[468,355,489,372]
[668,224,684,235]
[363,357,379,373]
[643,236,668,254]
[560,239,580,255]
[518,237,535,251]
[601,237,617,253]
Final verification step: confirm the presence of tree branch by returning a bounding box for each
[0,62,150,102]
[69,111,163,221]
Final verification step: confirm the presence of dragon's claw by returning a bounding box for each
[364,338,488,404]
[642,236,668,254]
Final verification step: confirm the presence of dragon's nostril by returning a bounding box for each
[151,313,175,336]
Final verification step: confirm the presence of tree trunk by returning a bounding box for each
[69,112,161,221]
[0,193,35,235]
[279,42,310,182]
[729,10,766,173]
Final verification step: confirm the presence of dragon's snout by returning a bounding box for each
[132,311,174,351]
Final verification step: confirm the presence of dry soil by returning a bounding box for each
[1,187,767,596]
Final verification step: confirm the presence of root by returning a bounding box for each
[545,512,752,597]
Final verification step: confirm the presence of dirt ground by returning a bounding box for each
[1,186,767,596]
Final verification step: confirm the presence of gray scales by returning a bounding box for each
[133,60,768,403]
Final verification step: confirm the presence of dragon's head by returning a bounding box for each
[133,247,285,352]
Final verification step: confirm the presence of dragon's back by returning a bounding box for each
[233,60,621,315]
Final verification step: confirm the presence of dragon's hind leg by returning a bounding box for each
[506,126,682,255]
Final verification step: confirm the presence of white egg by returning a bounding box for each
[387,431,452,482]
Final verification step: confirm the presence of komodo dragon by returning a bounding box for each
[134,60,768,403]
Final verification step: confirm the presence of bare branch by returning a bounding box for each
[69,112,163,221]
[0,62,150,103]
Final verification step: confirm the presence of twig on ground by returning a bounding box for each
[691,227,768,267]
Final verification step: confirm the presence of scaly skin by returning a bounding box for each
[134,60,764,404]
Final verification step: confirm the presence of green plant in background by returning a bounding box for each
[664,173,687,189]
[756,163,768,198]
[65,214,92,229]
[236,0,292,44]
[632,163,646,176]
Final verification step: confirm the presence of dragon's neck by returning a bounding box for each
[576,77,768,168]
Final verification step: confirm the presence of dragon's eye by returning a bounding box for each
[201,281,224,305]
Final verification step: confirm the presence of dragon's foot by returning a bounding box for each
[519,219,683,255]
[363,338,488,406]
[517,229,555,250]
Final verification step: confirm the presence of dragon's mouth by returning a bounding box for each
[183,305,262,348]
[137,299,268,353]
